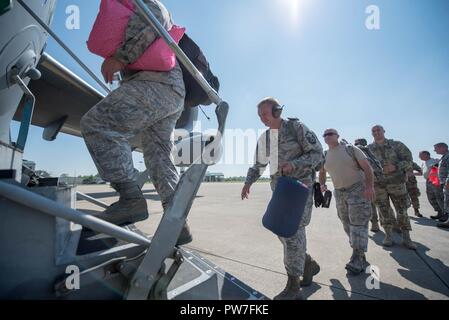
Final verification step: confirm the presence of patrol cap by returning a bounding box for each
[355,138,368,146]
[323,128,339,137]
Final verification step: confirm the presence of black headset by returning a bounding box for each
[272,104,284,118]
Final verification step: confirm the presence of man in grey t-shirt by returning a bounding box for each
[319,129,375,275]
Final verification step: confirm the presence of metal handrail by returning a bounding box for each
[0,181,152,247]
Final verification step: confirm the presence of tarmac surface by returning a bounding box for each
[77,178,449,300]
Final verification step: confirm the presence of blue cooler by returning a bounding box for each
[262,176,310,238]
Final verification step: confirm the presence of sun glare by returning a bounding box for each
[279,0,307,23]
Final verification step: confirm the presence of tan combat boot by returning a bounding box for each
[370,220,380,232]
[431,211,444,220]
[414,208,423,218]
[382,227,394,247]
[91,182,148,226]
[273,274,303,300]
[161,198,193,246]
[402,230,417,250]
[176,223,193,246]
[345,249,367,275]
[437,216,449,228]
[301,254,320,287]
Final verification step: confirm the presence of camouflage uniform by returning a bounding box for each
[355,145,380,226]
[405,162,422,211]
[439,153,449,214]
[427,182,445,215]
[371,202,379,224]
[334,183,371,252]
[368,139,413,231]
[423,158,444,214]
[322,144,372,252]
[245,119,323,277]
[81,0,186,208]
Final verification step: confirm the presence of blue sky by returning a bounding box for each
[11,0,449,177]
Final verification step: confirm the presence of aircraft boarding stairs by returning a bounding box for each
[0,0,266,300]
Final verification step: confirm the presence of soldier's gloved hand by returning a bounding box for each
[101,57,126,84]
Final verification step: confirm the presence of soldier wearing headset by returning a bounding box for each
[241,97,323,300]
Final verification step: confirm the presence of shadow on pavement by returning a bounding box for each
[329,272,427,300]
[301,282,321,300]
[369,231,449,298]
[411,217,449,231]
[394,243,449,297]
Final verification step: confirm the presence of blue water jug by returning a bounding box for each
[262,176,310,238]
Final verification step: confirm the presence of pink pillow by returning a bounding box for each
[87,0,185,72]
[127,25,185,71]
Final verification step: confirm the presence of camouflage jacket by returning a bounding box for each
[368,139,413,184]
[114,0,184,90]
[245,118,323,188]
[438,152,449,185]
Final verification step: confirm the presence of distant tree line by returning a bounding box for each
[34,171,105,185]
[34,170,271,185]
[224,176,270,182]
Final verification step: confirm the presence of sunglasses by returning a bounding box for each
[323,132,336,138]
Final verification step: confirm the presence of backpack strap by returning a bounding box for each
[344,144,363,171]
[322,145,360,174]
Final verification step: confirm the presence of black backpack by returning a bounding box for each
[178,34,220,108]
[357,145,384,178]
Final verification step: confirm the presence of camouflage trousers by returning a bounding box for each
[372,203,398,226]
[406,176,421,210]
[275,187,313,277]
[426,181,444,214]
[335,182,371,252]
[374,182,412,231]
[371,202,379,223]
[444,185,449,214]
[81,79,185,208]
